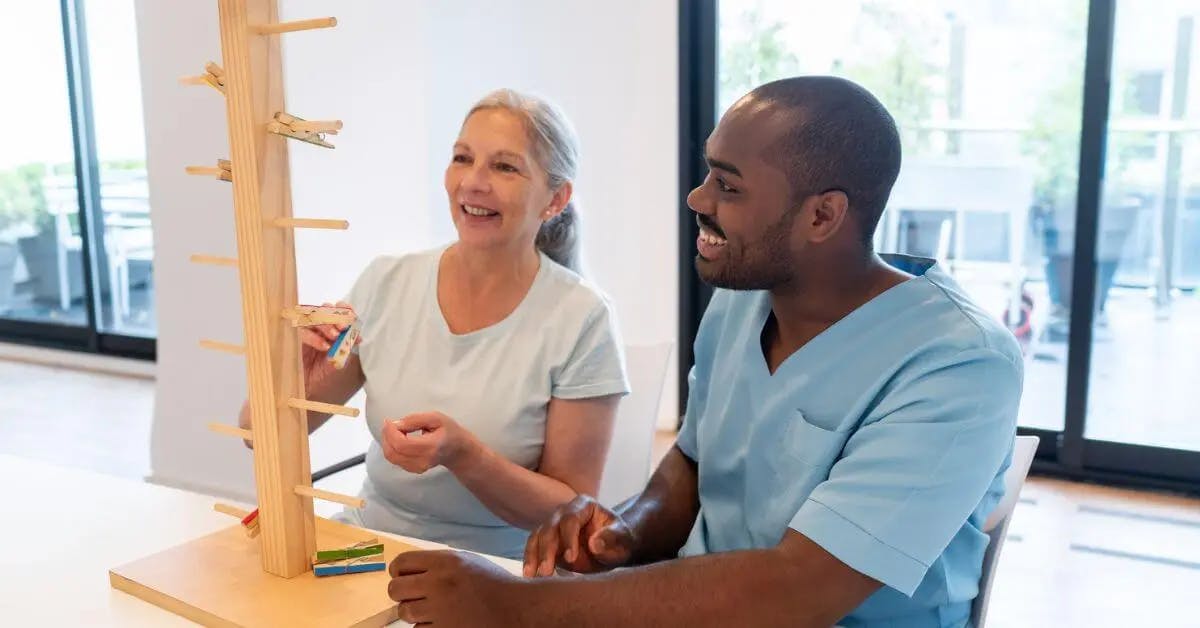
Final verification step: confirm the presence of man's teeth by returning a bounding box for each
[464,205,498,217]
[700,227,726,246]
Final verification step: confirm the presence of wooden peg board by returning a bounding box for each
[110,516,418,627]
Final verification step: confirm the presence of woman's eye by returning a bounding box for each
[495,162,519,173]
[452,154,471,164]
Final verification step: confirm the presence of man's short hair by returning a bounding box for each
[751,76,902,245]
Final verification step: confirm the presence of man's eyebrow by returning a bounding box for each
[704,148,742,178]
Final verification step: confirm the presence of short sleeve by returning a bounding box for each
[674,367,704,461]
[341,256,385,318]
[788,347,1021,596]
[674,290,729,462]
[551,301,630,400]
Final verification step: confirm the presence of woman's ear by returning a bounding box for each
[542,181,573,221]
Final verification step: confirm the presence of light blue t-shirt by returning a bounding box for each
[335,245,630,558]
[677,255,1023,628]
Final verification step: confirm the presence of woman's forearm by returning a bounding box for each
[448,439,579,530]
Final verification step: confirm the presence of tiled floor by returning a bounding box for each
[5,359,1200,626]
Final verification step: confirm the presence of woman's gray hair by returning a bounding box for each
[464,88,582,272]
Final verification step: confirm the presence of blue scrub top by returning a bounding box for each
[677,255,1023,628]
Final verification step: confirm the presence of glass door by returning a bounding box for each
[1082,0,1200,480]
[0,3,90,332]
[715,0,1090,441]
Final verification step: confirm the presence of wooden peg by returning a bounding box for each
[189,254,238,267]
[213,503,251,519]
[293,485,365,509]
[251,17,337,35]
[208,422,253,440]
[199,339,246,355]
[267,112,339,148]
[185,160,232,182]
[272,217,349,230]
[286,398,360,418]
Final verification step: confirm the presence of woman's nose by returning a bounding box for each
[462,163,490,192]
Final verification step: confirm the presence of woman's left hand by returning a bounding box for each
[381,412,479,474]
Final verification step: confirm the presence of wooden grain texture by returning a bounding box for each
[109,517,413,627]
[217,0,315,578]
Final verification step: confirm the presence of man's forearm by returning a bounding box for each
[615,446,701,565]
[512,547,842,628]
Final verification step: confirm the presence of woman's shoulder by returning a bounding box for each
[356,245,446,285]
[535,257,617,325]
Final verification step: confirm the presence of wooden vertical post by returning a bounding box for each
[215,0,315,578]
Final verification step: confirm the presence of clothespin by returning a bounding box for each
[179,61,226,95]
[312,537,383,564]
[327,320,361,370]
[267,112,342,148]
[313,537,385,577]
[283,304,357,327]
[241,508,261,539]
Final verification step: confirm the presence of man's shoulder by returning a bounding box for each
[915,269,1024,370]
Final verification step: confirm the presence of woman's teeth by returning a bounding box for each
[463,205,498,217]
[699,227,726,246]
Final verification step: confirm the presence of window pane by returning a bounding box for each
[86,0,156,337]
[1086,1,1200,451]
[718,0,1089,432]
[0,4,91,329]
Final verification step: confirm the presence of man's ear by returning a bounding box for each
[806,190,850,244]
[542,181,573,221]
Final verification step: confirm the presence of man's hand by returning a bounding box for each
[381,412,480,474]
[387,550,521,627]
[524,495,637,577]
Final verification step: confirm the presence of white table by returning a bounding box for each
[0,455,520,626]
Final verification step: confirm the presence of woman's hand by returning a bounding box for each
[299,301,358,388]
[381,412,480,474]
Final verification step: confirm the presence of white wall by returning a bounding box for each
[141,0,678,499]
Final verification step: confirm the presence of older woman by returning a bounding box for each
[240,89,628,558]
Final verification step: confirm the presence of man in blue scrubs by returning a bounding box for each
[385,76,1023,627]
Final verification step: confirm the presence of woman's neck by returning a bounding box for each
[446,242,541,294]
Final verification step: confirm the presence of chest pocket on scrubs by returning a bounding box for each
[758,411,852,544]
[781,410,850,470]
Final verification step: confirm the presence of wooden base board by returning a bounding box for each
[109,516,416,627]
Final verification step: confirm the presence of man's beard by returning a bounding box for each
[695,213,795,291]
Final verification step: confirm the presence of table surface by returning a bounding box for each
[0,455,521,627]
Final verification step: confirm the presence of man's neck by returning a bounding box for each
[762,252,911,373]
